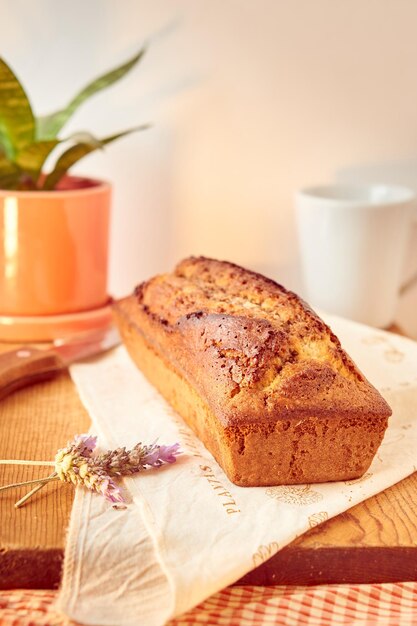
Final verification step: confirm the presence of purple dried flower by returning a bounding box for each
[73,434,97,457]
[97,476,125,503]
[53,435,181,506]
[11,435,181,510]
[143,443,181,467]
[90,441,181,476]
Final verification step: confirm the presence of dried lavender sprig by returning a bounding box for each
[54,441,124,504]
[1,435,181,507]
[91,442,181,477]
[54,436,181,503]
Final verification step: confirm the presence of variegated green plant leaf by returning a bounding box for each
[14,140,60,185]
[0,154,21,189]
[64,131,103,149]
[37,46,146,140]
[0,58,35,158]
[42,124,150,190]
[0,124,15,159]
[14,132,104,186]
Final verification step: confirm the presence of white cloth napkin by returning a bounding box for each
[56,314,417,626]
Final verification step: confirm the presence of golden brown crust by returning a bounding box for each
[113,256,391,485]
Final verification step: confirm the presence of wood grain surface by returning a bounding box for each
[0,349,90,589]
[241,471,417,585]
[0,342,416,589]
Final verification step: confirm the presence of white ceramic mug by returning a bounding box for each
[295,184,416,328]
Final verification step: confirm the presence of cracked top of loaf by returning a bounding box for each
[122,256,391,426]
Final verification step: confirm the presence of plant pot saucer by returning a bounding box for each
[0,300,114,343]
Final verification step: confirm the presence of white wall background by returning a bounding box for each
[1,0,417,333]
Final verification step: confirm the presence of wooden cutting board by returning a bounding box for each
[0,344,416,589]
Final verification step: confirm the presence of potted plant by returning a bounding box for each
[0,48,149,341]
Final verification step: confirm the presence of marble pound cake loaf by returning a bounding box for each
[113,257,391,486]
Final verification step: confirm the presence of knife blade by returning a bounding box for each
[0,326,120,400]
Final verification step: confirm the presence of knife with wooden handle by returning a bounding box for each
[0,326,120,400]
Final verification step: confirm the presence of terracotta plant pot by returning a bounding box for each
[0,176,112,341]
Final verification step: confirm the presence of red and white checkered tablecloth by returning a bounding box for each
[1,583,417,626]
